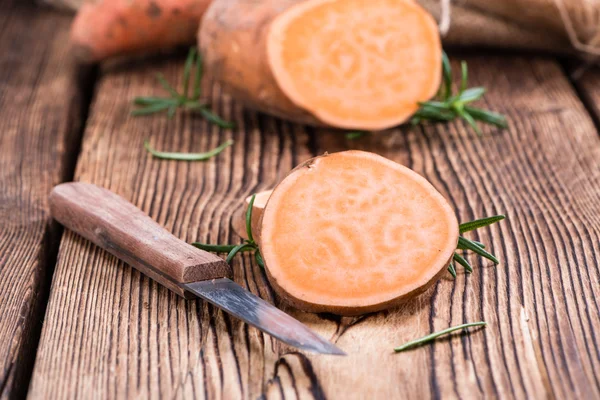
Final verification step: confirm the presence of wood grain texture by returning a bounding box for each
[0,2,89,398]
[570,66,600,128]
[49,182,231,297]
[29,53,600,399]
[29,52,316,399]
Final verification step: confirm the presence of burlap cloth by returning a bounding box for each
[422,0,600,57]
[44,0,600,58]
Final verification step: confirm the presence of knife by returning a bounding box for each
[49,182,345,355]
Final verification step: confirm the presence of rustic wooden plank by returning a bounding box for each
[29,52,600,398]
[0,1,90,398]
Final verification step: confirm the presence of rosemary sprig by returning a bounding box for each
[448,214,505,276]
[144,139,233,161]
[192,194,263,267]
[394,321,487,352]
[459,215,506,233]
[411,52,507,135]
[132,47,235,129]
[345,53,506,138]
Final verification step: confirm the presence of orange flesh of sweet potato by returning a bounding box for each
[70,0,211,62]
[260,151,458,315]
[267,0,442,130]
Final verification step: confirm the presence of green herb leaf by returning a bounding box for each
[413,56,506,136]
[131,102,172,116]
[458,237,500,264]
[448,215,504,275]
[460,110,482,136]
[192,243,239,253]
[189,189,263,267]
[132,47,234,128]
[457,87,486,103]
[394,322,487,352]
[182,100,208,110]
[417,100,450,111]
[198,107,236,129]
[134,97,178,106]
[255,250,265,269]
[246,194,256,243]
[460,61,468,93]
[182,47,197,99]
[464,106,508,128]
[226,243,255,264]
[459,215,505,233]
[346,131,367,140]
[414,104,456,121]
[441,51,452,100]
[447,263,457,278]
[453,252,473,273]
[156,73,180,98]
[144,139,233,161]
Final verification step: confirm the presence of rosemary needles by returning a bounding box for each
[448,215,505,277]
[144,140,233,161]
[394,321,487,352]
[411,52,508,135]
[132,47,235,129]
[192,194,264,267]
[345,53,507,139]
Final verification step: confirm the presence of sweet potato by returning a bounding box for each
[71,0,212,62]
[258,151,459,315]
[200,0,442,129]
[232,190,272,242]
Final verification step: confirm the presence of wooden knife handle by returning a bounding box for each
[49,182,232,297]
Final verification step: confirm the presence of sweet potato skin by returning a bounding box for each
[199,0,322,125]
[232,190,272,243]
[71,0,212,63]
[265,253,453,316]
[259,152,458,316]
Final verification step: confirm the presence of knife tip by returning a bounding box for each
[303,341,347,356]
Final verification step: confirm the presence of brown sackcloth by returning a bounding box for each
[421,0,600,57]
[43,0,600,58]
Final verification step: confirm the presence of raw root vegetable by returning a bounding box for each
[259,151,458,315]
[71,0,211,63]
[232,190,272,242]
[200,0,442,130]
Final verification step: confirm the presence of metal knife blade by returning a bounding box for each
[182,278,346,355]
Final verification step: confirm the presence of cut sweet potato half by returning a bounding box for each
[267,0,442,129]
[260,151,458,315]
[200,0,441,129]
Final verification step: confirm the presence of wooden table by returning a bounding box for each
[2,2,600,399]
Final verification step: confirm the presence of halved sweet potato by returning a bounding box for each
[200,0,442,129]
[259,151,458,315]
